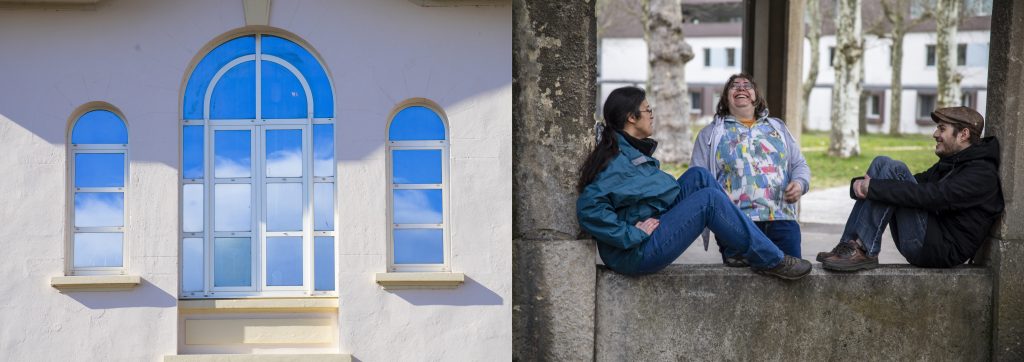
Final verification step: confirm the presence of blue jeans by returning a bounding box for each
[633,167,785,274]
[841,156,928,259]
[718,220,802,259]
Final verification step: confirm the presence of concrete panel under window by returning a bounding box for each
[184,318,334,345]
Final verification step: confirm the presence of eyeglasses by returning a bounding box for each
[639,107,654,114]
[730,83,753,91]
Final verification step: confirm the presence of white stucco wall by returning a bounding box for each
[0,1,511,361]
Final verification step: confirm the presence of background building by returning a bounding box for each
[0,0,511,360]
[598,0,991,135]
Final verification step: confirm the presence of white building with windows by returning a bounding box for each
[0,1,510,361]
[598,0,991,135]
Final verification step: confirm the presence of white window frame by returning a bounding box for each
[385,102,451,273]
[180,33,336,299]
[67,108,129,276]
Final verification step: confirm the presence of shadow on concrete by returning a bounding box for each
[63,278,177,309]
[390,276,503,306]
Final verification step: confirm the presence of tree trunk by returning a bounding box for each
[828,0,862,158]
[644,0,694,164]
[889,29,904,135]
[802,0,821,132]
[935,0,962,108]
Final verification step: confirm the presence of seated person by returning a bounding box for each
[577,86,811,279]
[819,106,1003,271]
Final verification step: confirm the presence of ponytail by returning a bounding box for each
[577,87,646,192]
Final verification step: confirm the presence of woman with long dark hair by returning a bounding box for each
[691,73,811,266]
[576,86,811,278]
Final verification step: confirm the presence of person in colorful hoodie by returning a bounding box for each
[691,73,811,266]
[576,86,811,280]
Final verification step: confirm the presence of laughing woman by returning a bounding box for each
[691,73,811,266]
[576,86,811,279]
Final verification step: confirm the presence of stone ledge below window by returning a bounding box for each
[165,354,350,362]
[178,297,339,314]
[50,275,141,292]
[374,272,465,290]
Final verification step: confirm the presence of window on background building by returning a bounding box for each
[966,43,989,66]
[957,43,967,66]
[918,94,936,120]
[387,103,449,272]
[923,43,966,66]
[866,94,881,118]
[180,34,336,298]
[705,48,740,68]
[964,0,993,16]
[962,92,974,109]
[69,109,128,275]
[690,91,702,114]
[828,46,835,66]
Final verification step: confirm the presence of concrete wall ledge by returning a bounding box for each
[165,354,350,362]
[50,275,141,292]
[179,297,339,314]
[596,264,992,361]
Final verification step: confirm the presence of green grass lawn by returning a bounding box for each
[661,131,938,190]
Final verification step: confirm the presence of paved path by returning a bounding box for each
[667,186,908,265]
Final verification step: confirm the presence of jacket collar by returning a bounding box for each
[614,132,656,165]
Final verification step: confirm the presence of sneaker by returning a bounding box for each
[821,240,879,272]
[757,255,812,280]
[816,242,856,262]
[724,256,749,267]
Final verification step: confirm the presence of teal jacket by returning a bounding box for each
[576,132,680,274]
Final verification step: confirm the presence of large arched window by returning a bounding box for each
[386,102,449,272]
[69,108,128,275]
[180,33,335,298]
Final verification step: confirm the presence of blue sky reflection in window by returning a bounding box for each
[389,105,447,266]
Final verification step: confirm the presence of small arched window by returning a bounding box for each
[69,108,128,275]
[387,102,449,272]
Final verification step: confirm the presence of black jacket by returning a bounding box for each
[863,136,1003,267]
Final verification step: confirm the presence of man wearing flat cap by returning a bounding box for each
[818,106,1004,271]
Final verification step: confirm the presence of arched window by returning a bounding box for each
[69,108,128,275]
[181,34,335,298]
[387,102,449,272]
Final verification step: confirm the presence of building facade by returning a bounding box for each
[0,0,511,360]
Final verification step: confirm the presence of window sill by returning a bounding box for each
[374,272,465,290]
[51,275,141,292]
[178,297,339,314]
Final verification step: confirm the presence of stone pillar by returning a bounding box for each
[985,0,1024,359]
[512,0,597,361]
[742,0,804,139]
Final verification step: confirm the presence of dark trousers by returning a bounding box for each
[718,220,801,260]
[841,156,929,260]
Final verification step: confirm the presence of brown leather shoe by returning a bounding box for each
[821,240,878,272]
[816,242,852,262]
[757,255,812,280]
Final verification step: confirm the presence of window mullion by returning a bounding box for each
[254,125,264,292]
[304,121,313,293]
[203,120,213,295]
